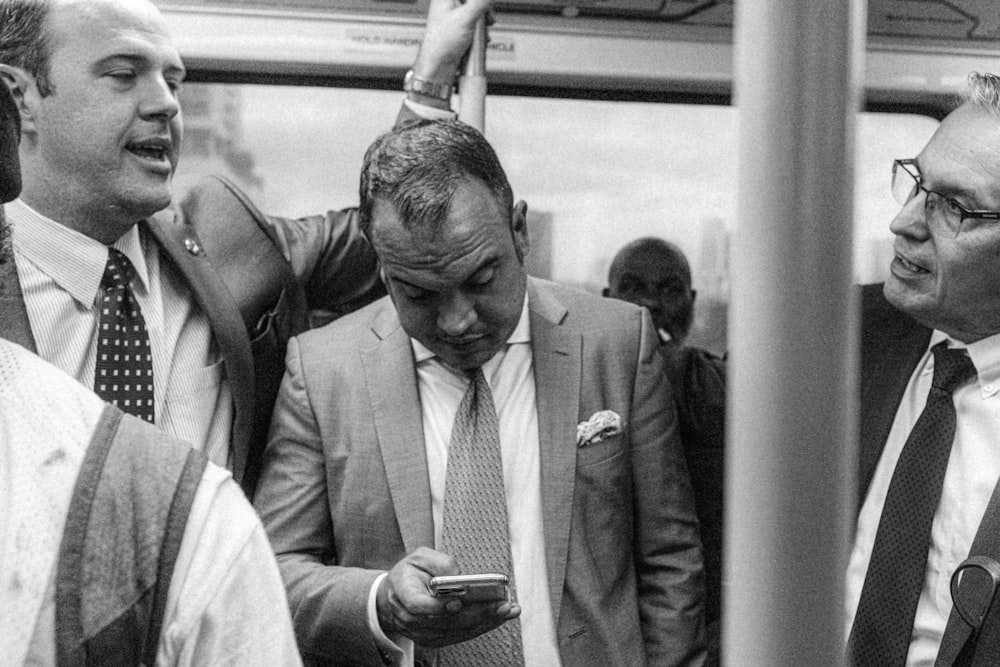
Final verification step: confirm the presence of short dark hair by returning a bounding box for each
[358,119,514,240]
[1,82,22,203]
[0,0,56,96]
[609,237,692,287]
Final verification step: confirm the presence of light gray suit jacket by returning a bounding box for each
[255,277,706,666]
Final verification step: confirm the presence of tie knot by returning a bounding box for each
[931,342,977,393]
[101,247,135,290]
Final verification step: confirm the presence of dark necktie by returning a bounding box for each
[849,342,978,666]
[439,368,524,666]
[94,248,155,423]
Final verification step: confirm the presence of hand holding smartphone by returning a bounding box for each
[428,573,510,603]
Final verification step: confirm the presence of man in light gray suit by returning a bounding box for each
[254,119,707,667]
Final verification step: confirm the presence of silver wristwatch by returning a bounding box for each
[403,69,452,101]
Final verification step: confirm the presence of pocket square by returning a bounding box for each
[576,410,623,447]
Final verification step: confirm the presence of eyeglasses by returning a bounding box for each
[892,159,1000,238]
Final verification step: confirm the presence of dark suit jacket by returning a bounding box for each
[663,344,725,667]
[859,283,931,508]
[0,175,384,497]
[254,277,707,667]
[859,283,1000,666]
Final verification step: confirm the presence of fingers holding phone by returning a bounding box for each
[375,547,520,648]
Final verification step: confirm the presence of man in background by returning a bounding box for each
[0,0,488,496]
[0,77,300,667]
[605,236,725,666]
[255,120,706,666]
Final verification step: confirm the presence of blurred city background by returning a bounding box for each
[173,84,939,357]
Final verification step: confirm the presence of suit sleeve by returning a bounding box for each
[262,208,387,326]
[241,94,464,326]
[631,310,708,666]
[253,336,388,666]
[261,94,453,325]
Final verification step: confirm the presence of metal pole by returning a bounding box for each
[458,17,487,132]
[726,1,866,664]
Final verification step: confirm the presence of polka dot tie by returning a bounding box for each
[439,368,524,666]
[848,342,977,666]
[94,248,155,423]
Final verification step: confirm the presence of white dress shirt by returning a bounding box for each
[369,297,562,666]
[846,330,1000,666]
[7,199,233,466]
[0,338,300,666]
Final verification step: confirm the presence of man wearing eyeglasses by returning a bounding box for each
[846,71,1000,666]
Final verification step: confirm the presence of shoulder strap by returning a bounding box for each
[936,480,1000,666]
[56,405,208,667]
[56,405,122,667]
[142,446,208,666]
[0,254,37,352]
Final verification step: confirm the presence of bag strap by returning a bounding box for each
[55,405,122,667]
[936,479,1000,666]
[56,405,209,667]
[142,447,208,666]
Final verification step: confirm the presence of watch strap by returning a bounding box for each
[403,69,452,101]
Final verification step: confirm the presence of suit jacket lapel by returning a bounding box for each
[145,211,256,481]
[859,284,930,508]
[0,254,36,352]
[363,303,435,553]
[527,279,581,626]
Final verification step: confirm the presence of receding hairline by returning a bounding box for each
[46,0,175,44]
[367,175,511,245]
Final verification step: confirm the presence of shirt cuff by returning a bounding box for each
[403,98,457,121]
[367,573,415,666]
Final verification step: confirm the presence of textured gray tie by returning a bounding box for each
[849,342,978,666]
[439,368,524,666]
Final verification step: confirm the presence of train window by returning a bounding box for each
[172,83,938,355]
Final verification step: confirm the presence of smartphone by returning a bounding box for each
[428,573,510,602]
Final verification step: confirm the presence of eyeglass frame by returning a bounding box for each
[892,159,1000,237]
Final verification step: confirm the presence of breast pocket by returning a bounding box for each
[576,432,627,468]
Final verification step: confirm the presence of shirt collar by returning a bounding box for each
[411,292,531,365]
[8,199,150,309]
[929,329,1000,398]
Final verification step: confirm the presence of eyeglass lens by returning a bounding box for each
[891,161,962,237]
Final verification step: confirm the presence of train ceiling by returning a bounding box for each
[157,0,1000,49]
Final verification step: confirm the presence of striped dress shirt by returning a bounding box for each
[7,199,233,466]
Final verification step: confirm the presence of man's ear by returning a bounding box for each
[511,200,529,263]
[0,65,36,135]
